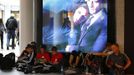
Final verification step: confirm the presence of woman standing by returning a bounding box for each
[0,19,6,49]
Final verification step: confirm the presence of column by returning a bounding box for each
[20,0,34,52]
[116,0,124,51]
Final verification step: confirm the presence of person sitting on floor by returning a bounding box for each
[32,44,51,73]
[69,50,81,69]
[50,46,63,72]
[16,44,35,71]
[106,43,131,75]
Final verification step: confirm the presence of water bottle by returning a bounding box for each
[85,66,89,75]
[61,65,63,73]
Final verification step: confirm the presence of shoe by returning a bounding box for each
[1,46,3,49]
[7,47,9,50]
[32,70,36,74]
[12,47,15,49]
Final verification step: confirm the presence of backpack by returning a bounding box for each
[1,53,15,70]
[7,19,17,30]
[0,53,3,68]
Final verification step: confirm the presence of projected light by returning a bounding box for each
[42,0,107,53]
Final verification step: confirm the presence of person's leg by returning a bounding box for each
[109,69,116,75]
[69,54,74,67]
[1,32,3,49]
[7,32,11,50]
[11,31,15,49]
[17,31,19,45]
[0,34,2,49]
[75,56,80,67]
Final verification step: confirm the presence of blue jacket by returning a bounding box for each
[78,9,107,52]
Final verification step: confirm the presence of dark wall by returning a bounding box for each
[107,0,116,43]
[36,0,42,48]
[125,0,134,74]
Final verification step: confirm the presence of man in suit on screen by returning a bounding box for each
[66,0,107,52]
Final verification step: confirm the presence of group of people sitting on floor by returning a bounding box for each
[16,42,63,74]
[15,42,131,75]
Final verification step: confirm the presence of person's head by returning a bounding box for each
[26,44,33,53]
[51,46,58,54]
[31,41,37,46]
[40,44,47,53]
[85,0,103,15]
[111,43,120,54]
[10,16,14,19]
[31,41,37,49]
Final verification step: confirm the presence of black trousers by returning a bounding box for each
[0,32,3,49]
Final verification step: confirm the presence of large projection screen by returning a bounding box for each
[42,0,108,53]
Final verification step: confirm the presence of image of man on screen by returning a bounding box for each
[66,0,107,52]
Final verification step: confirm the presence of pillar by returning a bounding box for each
[116,0,124,51]
[20,0,34,52]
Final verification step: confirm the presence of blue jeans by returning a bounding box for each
[7,30,15,48]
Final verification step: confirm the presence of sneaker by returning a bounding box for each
[32,70,36,74]
[7,47,9,50]
[12,47,15,49]
[1,46,3,49]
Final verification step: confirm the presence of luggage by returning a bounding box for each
[1,53,15,70]
[0,53,3,68]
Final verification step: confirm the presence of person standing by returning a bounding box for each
[0,19,6,49]
[6,16,18,50]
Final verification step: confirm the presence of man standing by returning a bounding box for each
[6,16,18,50]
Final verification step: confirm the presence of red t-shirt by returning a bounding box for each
[51,53,63,64]
[36,52,50,62]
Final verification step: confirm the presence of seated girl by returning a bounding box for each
[16,44,35,71]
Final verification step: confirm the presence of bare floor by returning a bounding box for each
[0,69,62,75]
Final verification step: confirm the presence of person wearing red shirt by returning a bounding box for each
[50,46,63,72]
[35,45,50,64]
[51,47,63,64]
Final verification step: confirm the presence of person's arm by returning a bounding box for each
[25,52,34,63]
[45,53,51,62]
[123,55,131,70]
[5,19,9,28]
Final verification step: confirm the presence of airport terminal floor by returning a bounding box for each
[0,69,133,75]
[0,68,62,75]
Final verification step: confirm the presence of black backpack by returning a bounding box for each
[0,53,3,68]
[6,19,17,30]
[1,53,15,70]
